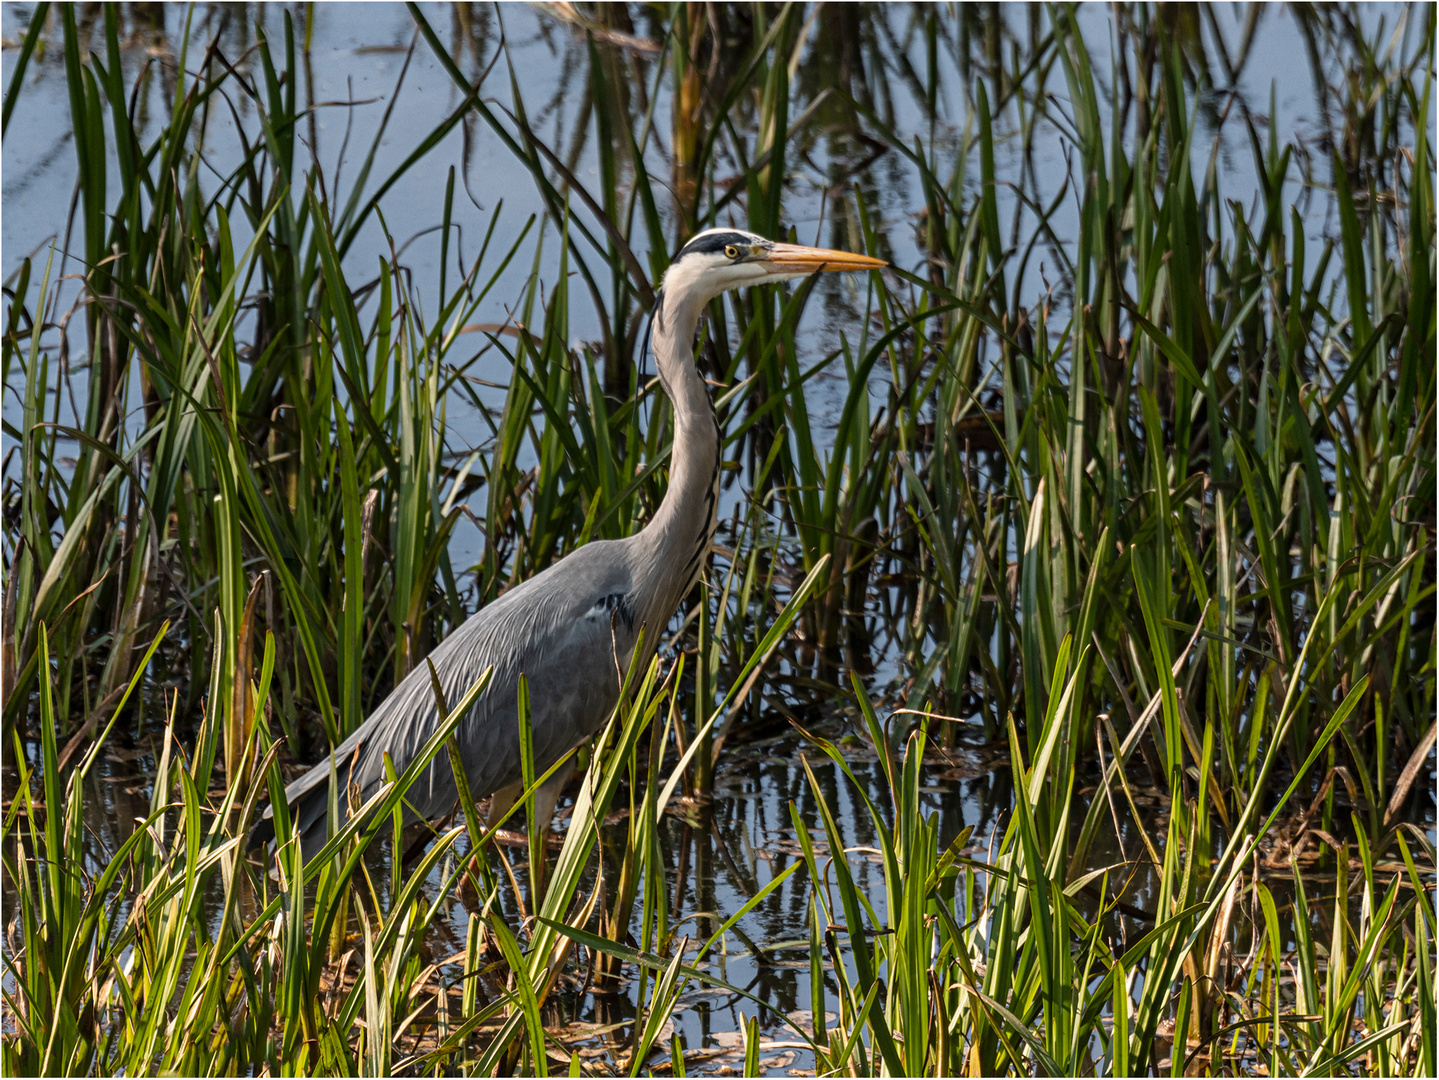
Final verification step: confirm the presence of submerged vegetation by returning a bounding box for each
[2,2,1435,1075]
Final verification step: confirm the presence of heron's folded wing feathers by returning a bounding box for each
[286,542,643,835]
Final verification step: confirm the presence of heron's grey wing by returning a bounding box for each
[453,574,646,798]
[281,540,643,855]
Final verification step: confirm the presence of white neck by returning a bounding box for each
[633,287,722,629]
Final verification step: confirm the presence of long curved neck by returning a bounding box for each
[635,288,721,626]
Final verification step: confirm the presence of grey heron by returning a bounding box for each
[255,229,885,862]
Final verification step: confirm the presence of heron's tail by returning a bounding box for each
[247,753,358,864]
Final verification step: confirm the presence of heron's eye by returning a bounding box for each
[724,245,740,259]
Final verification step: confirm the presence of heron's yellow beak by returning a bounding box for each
[761,243,887,273]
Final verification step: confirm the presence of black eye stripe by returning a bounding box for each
[676,231,759,260]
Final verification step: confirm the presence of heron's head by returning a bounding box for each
[661,228,886,305]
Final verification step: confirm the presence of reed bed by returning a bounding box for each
[2,3,1434,1076]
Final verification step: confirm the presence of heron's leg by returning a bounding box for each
[525,759,576,900]
[464,779,527,919]
[462,784,522,917]
[531,759,577,838]
[485,779,523,830]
